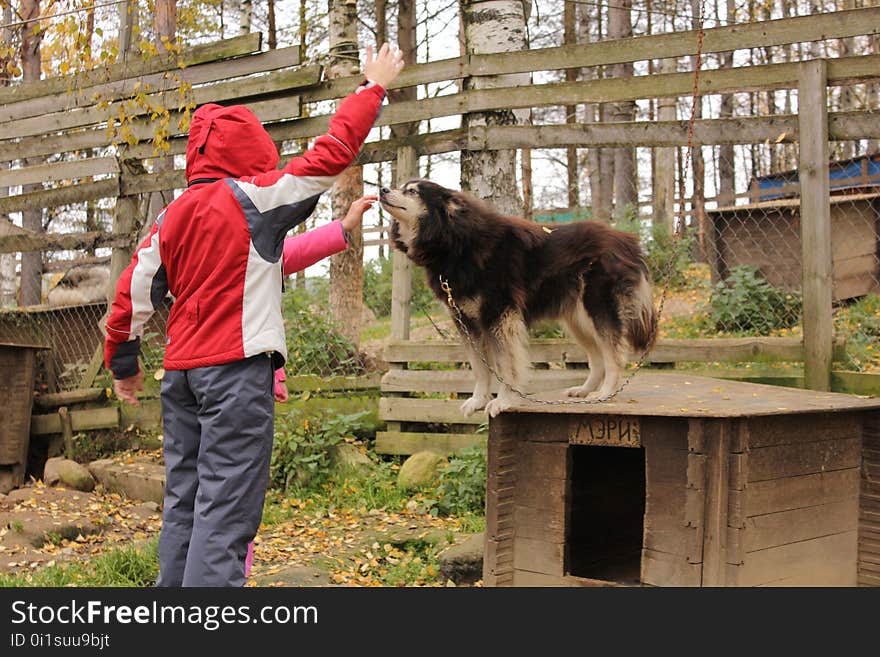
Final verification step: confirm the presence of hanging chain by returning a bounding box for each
[435,2,708,407]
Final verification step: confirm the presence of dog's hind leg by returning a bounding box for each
[460,336,493,417]
[484,311,530,418]
[563,306,606,397]
[593,332,627,399]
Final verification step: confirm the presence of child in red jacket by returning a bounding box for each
[106,44,403,587]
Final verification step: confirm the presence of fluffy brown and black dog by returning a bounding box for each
[380,179,657,418]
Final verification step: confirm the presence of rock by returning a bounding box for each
[397,451,448,490]
[43,458,95,492]
[329,443,373,476]
[438,532,484,585]
[129,501,161,521]
[88,458,165,505]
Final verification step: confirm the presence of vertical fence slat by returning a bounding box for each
[390,145,417,341]
[798,59,833,392]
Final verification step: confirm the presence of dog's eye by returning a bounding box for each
[404,188,417,195]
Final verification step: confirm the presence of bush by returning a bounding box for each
[614,215,695,289]
[282,286,368,376]
[270,409,373,492]
[431,446,487,516]
[834,293,880,371]
[363,256,440,318]
[709,266,801,335]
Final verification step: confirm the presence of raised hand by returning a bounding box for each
[364,43,405,89]
[342,195,378,232]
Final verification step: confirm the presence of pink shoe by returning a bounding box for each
[245,541,254,578]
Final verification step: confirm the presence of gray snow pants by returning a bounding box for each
[157,354,274,587]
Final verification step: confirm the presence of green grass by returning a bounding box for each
[0,539,159,587]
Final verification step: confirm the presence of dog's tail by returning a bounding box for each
[627,273,658,354]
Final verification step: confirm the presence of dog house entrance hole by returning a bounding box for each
[567,445,646,584]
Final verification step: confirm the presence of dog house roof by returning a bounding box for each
[504,373,880,418]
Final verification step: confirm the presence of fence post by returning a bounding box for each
[798,59,833,391]
[390,145,417,341]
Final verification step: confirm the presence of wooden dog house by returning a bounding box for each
[483,373,880,587]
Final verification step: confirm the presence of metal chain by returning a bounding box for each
[436,1,708,407]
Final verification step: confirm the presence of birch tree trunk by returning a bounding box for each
[20,0,43,306]
[389,0,418,181]
[239,0,253,35]
[0,1,15,306]
[328,0,365,345]
[459,0,529,216]
[607,0,637,219]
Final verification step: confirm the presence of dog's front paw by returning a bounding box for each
[484,398,512,418]
[460,395,490,417]
[565,385,590,398]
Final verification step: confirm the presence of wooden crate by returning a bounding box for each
[0,343,44,493]
[483,372,880,587]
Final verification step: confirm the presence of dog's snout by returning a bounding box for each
[380,187,391,195]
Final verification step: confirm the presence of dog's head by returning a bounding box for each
[379,179,466,258]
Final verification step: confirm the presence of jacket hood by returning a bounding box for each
[185,103,280,183]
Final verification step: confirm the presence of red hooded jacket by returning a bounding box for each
[104,80,385,377]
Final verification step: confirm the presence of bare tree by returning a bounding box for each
[717,0,736,207]
[19,0,43,306]
[580,3,612,223]
[564,0,578,209]
[145,1,178,235]
[267,0,277,50]
[607,0,637,219]
[328,0,365,345]
[459,0,529,216]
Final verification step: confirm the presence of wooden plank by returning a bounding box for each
[641,548,702,587]
[511,570,567,586]
[738,498,859,552]
[0,44,303,123]
[514,504,566,542]
[373,431,485,456]
[0,33,262,105]
[381,368,588,394]
[799,60,833,392]
[0,157,119,189]
[513,537,566,576]
[0,178,120,219]
[831,371,880,397]
[285,373,380,392]
[0,226,127,255]
[470,8,880,77]
[484,417,518,586]
[745,413,862,449]
[747,437,861,482]
[516,442,569,480]
[382,337,846,365]
[30,406,120,435]
[391,146,417,341]
[379,397,485,425]
[700,422,731,585]
[34,387,108,409]
[738,530,858,586]
[730,468,861,520]
[474,113,880,149]
[372,55,880,131]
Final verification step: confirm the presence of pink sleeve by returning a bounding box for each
[282,221,349,276]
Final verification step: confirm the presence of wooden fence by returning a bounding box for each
[1,8,879,451]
